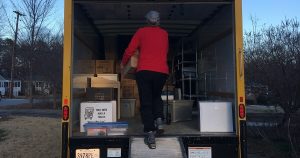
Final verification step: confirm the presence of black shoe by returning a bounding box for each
[155,117,164,135]
[144,131,156,149]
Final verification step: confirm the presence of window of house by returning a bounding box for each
[36,82,41,87]
[14,82,21,87]
[4,82,8,87]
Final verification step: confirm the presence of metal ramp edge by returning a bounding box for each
[129,137,185,158]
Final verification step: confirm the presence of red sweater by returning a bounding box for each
[121,26,169,74]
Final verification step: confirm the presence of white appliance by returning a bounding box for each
[198,101,233,132]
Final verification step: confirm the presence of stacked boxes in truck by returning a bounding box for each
[62,0,246,158]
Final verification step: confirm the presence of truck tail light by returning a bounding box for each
[239,104,245,119]
[63,106,69,121]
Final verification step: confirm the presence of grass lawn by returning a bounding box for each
[0,129,7,142]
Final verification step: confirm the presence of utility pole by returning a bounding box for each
[9,11,25,98]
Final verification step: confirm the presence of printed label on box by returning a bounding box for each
[80,101,116,132]
[188,147,212,158]
[107,148,121,157]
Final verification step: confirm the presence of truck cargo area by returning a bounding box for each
[63,1,245,157]
[71,0,237,137]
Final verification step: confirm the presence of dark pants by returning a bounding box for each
[136,70,168,132]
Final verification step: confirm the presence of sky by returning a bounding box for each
[2,0,300,38]
[1,0,64,38]
[242,0,300,32]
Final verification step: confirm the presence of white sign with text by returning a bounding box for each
[80,101,116,132]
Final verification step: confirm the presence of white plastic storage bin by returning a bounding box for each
[80,101,117,132]
[170,100,194,122]
[198,101,233,132]
[120,99,136,118]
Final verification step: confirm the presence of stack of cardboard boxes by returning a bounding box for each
[120,78,140,117]
[75,59,140,135]
[74,60,115,74]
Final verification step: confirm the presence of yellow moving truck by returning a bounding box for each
[62,0,246,158]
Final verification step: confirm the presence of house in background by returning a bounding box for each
[33,80,51,95]
[0,74,22,97]
[22,76,52,96]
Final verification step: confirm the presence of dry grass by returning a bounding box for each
[0,116,61,158]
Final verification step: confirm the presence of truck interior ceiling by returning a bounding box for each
[72,1,237,136]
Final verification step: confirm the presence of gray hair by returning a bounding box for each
[145,10,160,25]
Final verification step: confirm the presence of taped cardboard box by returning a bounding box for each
[86,88,114,101]
[121,78,136,85]
[73,74,118,89]
[121,85,135,98]
[96,60,115,74]
[74,60,95,74]
[123,51,139,79]
[120,78,137,98]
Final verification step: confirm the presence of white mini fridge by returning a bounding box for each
[198,101,233,132]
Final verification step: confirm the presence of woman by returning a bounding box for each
[121,10,169,149]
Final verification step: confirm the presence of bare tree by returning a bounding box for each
[245,18,300,122]
[32,28,63,109]
[10,0,56,104]
[0,39,14,78]
[244,18,300,158]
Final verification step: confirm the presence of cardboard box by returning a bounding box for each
[73,74,118,89]
[80,101,117,132]
[73,74,93,89]
[121,78,136,85]
[96,60,115,74]
[74,60,95,74]
[121,78,137,98]
[123,52,138,79]
[121,85,135,98]
[96,74,118,81]
[86,88,114,101]
[88,76,120,88]
[120,78,140,113]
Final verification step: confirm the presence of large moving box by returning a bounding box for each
[123,51,138,79]
[74,60,95,74]
[120,78,140,113]
[198,101,233,132]
[96,60,115,74]
[73,74,118,89]
[74,60,115,74]
[80,101,117,132]
[86,88,114,101]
